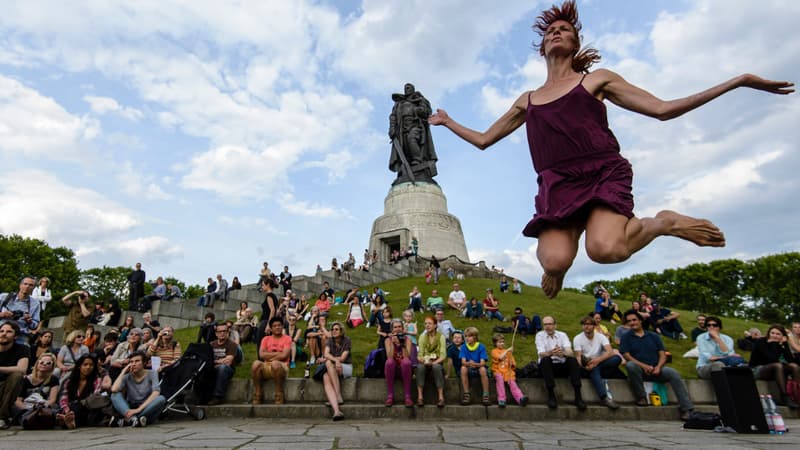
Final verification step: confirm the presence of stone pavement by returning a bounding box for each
[1,418,799,449]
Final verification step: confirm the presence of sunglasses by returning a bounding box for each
[706,323,720,328]
[38,360,54,366]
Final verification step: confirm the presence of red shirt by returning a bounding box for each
[259,334,292,363]
[315,299,331,312]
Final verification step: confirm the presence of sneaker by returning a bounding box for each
[679,333,688,340]
[290,361,296,369]
[107,416,119,427]
[498,401,506,408]
[0,419,8,430]
[603,397,620,410]
[129,417,139,427]
[207,396,223,406]
[519,396,529,407]
[304,368,310,378]
[309,356,316,365]
[138,416,147,428]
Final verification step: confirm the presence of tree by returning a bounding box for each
[0,234,81,318]
[80,266,131,306]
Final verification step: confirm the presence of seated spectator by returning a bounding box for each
[31,277,53,312]
[619,309,694,420]
[61,289,91,336]
[141,312,161,336]
[252,318,292,405]
[402,310,417,345]
[788,321,800,364]
[285,314,303,369]
[110,328,144,381]
[535,316,584,410]
[416,316,447,407]
[594,288,621,323]
[140,328,155,350]
[367,294,387,328]
[259,262,272,287]
[305,307,324,367]
[343,287,360,306]
[464,297,484,320]
[320,281,335,300]
[315,293,332,317]
[384,319,414,407]
[433,309,456,341]
[511,307,540,337]
[459,326,490,406]
[13,353,59,427]
[110,350,166,427]
[0,322,29,429]
[234,308,258,344]
[491,333,527,408]
[408,286,423,312]
[631,300,651,330]
[164,283,182,302]
[139,277,166,312]
[511,278,522,294]
[483,289,505,321]
[592,312,613,341]
[691,314,707,342]
[331,257,341,276]
[89,303,106,325]
[749,324,800,409]
[649,302,688,340]
[119,315,136,342]
[98,333,120,370]
[146,326,182,373]
[197,277,217,308]
[447,283,467,315]
[296,295,310,320]
[320,322,352,421]
[446,330,464,378]
[30,330,57,369]
[614,321,631,346]
[573,316,621,409]
[499,276,509,293]
[229,276,242,291]
[84,324,99,352]
[345,297,366,330]
[376,306,394,350]
[208,323,238,405]
[426,289,445,311]
[57,330,90,381]
[104,301,122,327]
[446,267,456,280]
[696,316,745,379]
[58,353,111,429]
[738,327,762,351]
[197,312,217,344]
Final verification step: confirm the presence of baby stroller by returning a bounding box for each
[159,343,214,420]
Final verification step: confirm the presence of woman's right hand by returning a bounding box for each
[738,74,794,94]
[428,109,450,126]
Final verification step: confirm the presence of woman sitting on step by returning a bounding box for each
[321,322,352,421]
[384,318,415,407]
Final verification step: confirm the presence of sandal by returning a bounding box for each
[437,397,445,408]
[332,412,345,421]
[417,397,425,407]
[481,393,491,406]
[461,392,471,405]
[385,396,394,407]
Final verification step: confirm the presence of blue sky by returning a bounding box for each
[1,0,798,292]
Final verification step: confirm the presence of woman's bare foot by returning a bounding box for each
[655,210,726,247]
[541,272,564,299]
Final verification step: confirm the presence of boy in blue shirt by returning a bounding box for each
[459,326,490,406]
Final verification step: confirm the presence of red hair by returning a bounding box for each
[532,0,600,73]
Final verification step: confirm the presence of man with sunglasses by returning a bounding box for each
[695,317,745,379]
[619,309,694,420]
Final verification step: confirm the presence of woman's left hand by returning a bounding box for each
[738,74,794,94]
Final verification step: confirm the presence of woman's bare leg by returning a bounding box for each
[584,207,725,264]
[536,227,581,299]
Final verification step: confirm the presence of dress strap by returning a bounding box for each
[579,73,587,85]
[527,90,533,106]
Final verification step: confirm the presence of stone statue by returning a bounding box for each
[388,83,438,185]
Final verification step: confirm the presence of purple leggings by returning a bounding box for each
[494,374,524,404]
[385,357,413,400]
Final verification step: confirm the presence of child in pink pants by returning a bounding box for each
[491,333,528,407]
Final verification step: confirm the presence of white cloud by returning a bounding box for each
[218,215,287,235]
[0,75,98,159]
[83,95,143,121]
[77,236,182,264]
[279,193,351,219]
[116,161,173,201]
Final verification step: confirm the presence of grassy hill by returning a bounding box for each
[173,274,770,380]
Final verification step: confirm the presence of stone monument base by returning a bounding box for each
[369,182,469,262]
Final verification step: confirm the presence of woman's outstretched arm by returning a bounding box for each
[428,92,529,150]
[592,69,794,121]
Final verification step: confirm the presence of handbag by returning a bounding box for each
[312,363,327,381]
[21,404,57,430]
[80,392,112,410]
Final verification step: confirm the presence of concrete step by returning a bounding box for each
[205,403,718,421]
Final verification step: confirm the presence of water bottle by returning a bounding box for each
[766,395,787,435]
[761,395,775,433]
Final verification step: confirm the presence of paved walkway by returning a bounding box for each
[1,418,799,449]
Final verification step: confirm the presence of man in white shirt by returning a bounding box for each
[535,316,584,410]
[447,283,467,316]
[573,316,622,409]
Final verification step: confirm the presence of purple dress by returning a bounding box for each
[523,79,634,237]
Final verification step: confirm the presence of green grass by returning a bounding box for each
[172,275,769,379]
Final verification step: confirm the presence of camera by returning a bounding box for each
[11,310,25,320]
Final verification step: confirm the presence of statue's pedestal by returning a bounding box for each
[369,182,469,262]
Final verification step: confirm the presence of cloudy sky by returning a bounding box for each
[1,0,798,291]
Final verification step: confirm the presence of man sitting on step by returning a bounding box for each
[251,317,291,405]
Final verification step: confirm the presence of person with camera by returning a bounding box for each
[110,350,165,427]
[0,276,41,345]
[384,319,414,407]
[146,326,182,373]
[61,290,92,335]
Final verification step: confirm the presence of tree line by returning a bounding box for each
[0,234,205,318]
[581,252,800,323]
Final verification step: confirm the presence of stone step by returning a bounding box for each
[221,377,785,407]
[205,403,717,421]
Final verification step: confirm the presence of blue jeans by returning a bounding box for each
[625,361,694,411]
[111,392,166,424]
[585,355,622,399]
[486,310,505,321]
[213,364,235,398]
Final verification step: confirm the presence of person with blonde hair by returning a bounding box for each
[429,0,793,298]
[459,326,490,406]
[13,352,58,426]
[56,329,90,380]
[416,316,446,407]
